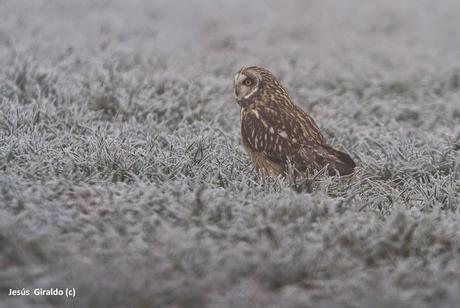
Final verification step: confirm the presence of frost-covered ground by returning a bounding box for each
[1,0,460,307]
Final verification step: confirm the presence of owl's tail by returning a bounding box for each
[292,142,356,176]
[328,148,356,176]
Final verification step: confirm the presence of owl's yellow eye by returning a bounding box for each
[243,78,253,86]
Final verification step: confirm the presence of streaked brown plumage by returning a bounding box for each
[234,66,355,176]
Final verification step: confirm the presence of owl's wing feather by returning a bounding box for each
[242,105,355,176]
[242,106,302,160]
[261,102,325,144]
[292,142,356,176]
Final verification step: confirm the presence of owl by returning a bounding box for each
[234,66,355,176]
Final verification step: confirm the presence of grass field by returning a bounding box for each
[1,0,460,307]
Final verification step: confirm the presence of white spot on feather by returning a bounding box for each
[269,127,275,134]
[252,110,260,119]
[260,118,268,128]
[279,131,288,138]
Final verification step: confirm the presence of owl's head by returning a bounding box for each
[234,67,262,102]
[234,66,287,106]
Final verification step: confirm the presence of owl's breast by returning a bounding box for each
[241,105,291,154]
[241,107,265,151]
[239,106,288,175]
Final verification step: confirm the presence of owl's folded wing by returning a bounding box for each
[290,142,356,176]
[242,106,355,176]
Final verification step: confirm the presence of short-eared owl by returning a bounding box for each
[234,66,355,176]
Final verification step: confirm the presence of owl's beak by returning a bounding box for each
[234,72,246,102]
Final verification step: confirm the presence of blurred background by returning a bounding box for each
[2,0,460,77]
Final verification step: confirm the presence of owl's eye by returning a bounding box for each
[243,78,253,86]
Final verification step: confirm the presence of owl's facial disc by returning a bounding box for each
[234,71,259,103]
